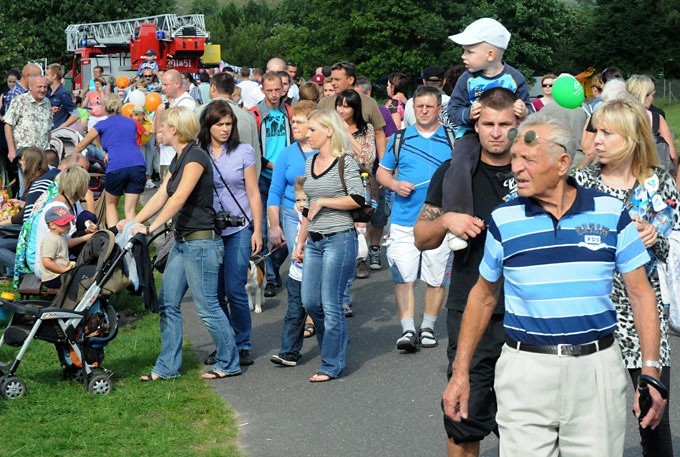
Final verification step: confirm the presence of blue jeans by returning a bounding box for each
[278,206,305,357]
[301,229,357,378]
[153,238,240,378]
[218,226,252,351]
[259,175,288,283]
[0,236,18,277]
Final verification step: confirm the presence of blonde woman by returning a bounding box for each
[625,74,677,171]
[123,107,241,381]
[293,109,363,382]
[573,96,675,456]
[73,93,146,226]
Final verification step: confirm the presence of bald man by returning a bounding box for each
[156,69,198,171]
[2,63,41,113]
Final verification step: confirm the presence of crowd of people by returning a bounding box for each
[0,15,675,457]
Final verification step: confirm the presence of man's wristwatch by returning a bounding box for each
[642,360,663,375]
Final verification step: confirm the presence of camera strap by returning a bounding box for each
[209,151,252,224]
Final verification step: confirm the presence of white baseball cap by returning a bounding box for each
[449,18,511,50]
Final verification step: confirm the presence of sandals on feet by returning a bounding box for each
[140,372,162,382]
[303,323,316,338]
[201,369,241,380]
[310,372,336,383]
[419,327,438,348]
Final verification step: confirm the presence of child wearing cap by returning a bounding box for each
[443,18,532,251]
[40,206,76,288]
[136,50,160,76]
[447,17,531,137]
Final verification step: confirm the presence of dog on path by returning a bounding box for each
[246,256,266,313]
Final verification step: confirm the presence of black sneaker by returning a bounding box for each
[264,282,276,297]
[270,353,298,367]
[239,349,254,366]
[396,330,418,352]
[355,260,369,279]
[368,246,381,270]
[204,350,217,365]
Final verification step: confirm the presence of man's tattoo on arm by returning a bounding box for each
[418,203,442,221]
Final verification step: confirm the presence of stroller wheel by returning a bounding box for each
[0,376,27,400]
[62,365,86,384]
[87,374,112,395]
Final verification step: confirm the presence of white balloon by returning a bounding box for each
[129,90,146,107]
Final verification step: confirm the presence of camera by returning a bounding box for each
[215,211,245,230]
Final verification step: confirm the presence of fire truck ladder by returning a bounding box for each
[65,14,207,52]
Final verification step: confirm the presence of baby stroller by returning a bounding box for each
[0,230,145,399]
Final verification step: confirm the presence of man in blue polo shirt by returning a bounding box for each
[377,86,454,352]
[443,113,666,456]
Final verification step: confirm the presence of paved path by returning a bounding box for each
[180,260,680,457]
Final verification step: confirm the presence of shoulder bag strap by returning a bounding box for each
[209,151,252,224]
[338,155,348,196]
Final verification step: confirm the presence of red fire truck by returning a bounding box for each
[65,14,210,91]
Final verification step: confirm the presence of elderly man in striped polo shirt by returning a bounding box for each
[443,113,666,456]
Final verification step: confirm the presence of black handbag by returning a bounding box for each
[338,155,374,223]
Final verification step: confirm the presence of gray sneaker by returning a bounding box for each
[368,247,381,270]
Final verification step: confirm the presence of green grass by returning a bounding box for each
[0,301,242,457]
[0,194,242,457]
[659,99,680,147]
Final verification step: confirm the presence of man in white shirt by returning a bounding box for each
[156,70,197,169]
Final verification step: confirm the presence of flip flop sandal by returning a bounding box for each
[310,372,336,383]
[201,369,241,380]
[303,323,316,338]
[140,372,162,382]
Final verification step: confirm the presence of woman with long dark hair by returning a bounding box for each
[199,100,262,366]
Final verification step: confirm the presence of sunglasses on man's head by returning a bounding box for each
[507,128,566,152]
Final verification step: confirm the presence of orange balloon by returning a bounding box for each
[116,76,130,89]
[121,102,135,118]
[145,92,162,112]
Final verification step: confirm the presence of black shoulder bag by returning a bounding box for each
[338,155,374,223]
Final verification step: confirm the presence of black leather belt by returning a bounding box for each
[308,228,354,242]
[505,333,615,357]
[176,230,218,243]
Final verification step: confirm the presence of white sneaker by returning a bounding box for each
[447,233,468,251]
[145,180,156,189]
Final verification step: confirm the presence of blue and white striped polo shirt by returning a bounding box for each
[479,181,650,345]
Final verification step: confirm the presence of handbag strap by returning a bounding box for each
[338,155,348,196]
[209,149,252,224]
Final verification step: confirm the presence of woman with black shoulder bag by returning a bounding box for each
[199,100,263,366]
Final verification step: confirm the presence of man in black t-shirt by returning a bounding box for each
[413,88,518,457]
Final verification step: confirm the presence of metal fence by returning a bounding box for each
[658,79,680,106]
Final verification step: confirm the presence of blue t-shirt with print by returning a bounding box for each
[261,108,288,179]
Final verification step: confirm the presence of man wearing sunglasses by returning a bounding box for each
[414,87,518,457]
[442,113,666,456]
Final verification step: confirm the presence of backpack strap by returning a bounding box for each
[393,128,406,168]
[250,107,262,131]
[443,126,455,152]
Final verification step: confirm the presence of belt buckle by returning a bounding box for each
[556,343,569,357]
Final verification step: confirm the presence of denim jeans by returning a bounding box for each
[218,225,252,351]
[153,238,240,378]
[301,229,357,378]
[277,206,305,357]
[0,237,18,277]
[259,175,288,283]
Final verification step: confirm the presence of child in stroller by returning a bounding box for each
[0,229,147,399]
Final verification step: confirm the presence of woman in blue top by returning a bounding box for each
[199,100,263,366]
[267,101,317,365]
[73,93,146,227]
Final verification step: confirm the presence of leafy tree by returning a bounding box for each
[0,0,176,72]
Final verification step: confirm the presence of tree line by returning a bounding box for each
[0,0,678,84]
